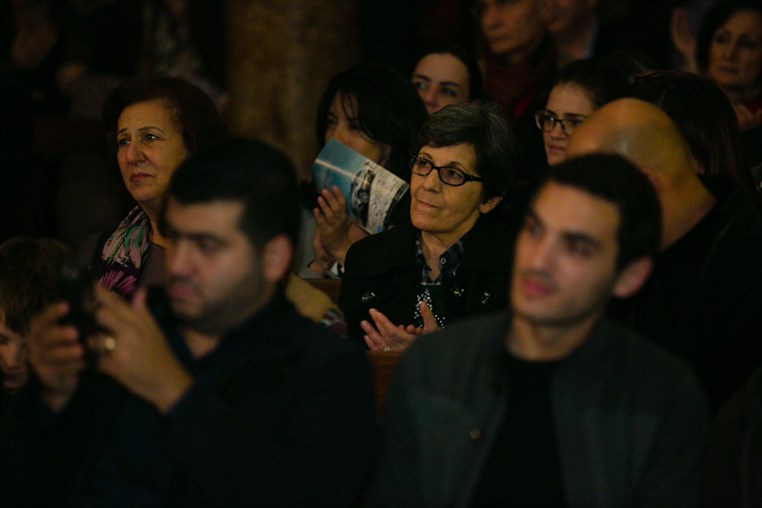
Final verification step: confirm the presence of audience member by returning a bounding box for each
[90,77,342,329]
[535,57,628,168]
[474,0,557,125]
[627,70,762,210]
[306,62,427,276]
[340,102,520,350]
[0,138,376,507]
[540,0,622,66]
[367,154,708,507]
[410,42,482,115]
[697,0,762,130]
[567,97,762,409]
[84,76,224,299]
[0,237,69,396]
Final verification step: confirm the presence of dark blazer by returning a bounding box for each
[0,291,376,507]
[367,313,709,508]
[703,365,762,506]
[339,215,515,344]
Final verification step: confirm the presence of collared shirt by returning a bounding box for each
[414,233,467,284]
[413,232,468,329]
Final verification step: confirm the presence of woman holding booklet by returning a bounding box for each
[307,63,427,277]
[339,102,522,350]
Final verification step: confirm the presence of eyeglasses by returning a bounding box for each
[534,110,588,136]
[410,156,484,187]
[470,0,518,18]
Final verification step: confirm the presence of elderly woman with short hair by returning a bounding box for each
[339,102,521,350]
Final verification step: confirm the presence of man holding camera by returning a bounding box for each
[0,139,376,507]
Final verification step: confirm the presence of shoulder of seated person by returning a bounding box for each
[343,223,415,274]
[285,274,343,325]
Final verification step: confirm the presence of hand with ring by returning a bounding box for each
[93,285,193,414]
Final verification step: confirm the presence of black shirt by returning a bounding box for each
[470,351,565,507]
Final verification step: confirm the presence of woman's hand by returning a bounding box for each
[361,303,439,352]
[733,103,762,131]
[670,7,697,72]
[308,229,335,276]
[313,186,362,266]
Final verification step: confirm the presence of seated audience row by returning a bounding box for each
[0,139,375,506]
[4,11,762,499]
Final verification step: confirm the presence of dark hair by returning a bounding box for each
[0,237,69,334]
[545,154,662,269]
[315,62,427,180]
[410,41,483,101]
[162,138,300,254]
[627,71,745,178]
[415,102,519,201]
[697,0,762,75]
[102,76,225,159]
[549,58,629,110]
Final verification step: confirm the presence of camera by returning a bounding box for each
[57,259,99,367]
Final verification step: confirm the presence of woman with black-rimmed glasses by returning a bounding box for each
[536,58,628,167]
[339,102,521,350]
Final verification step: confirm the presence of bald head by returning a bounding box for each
[566,98,697,182]
[567,98,716,251]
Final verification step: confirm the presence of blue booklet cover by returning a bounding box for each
[311,139,409,234]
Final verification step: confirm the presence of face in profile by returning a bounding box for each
[510,181,621,329]
[0,311,28,393]
[324,93,391,165]
[708,9,762,98]
[117,100,189,213]
[409,143,500,244]
[412,53,471,115]
[539,83,595,166]
[476,0,545,64]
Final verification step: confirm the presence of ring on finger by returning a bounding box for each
[103,335,117,354]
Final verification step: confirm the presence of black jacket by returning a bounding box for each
[339,215,514,344]
[0,290,376,507]
[703,365,762,507]
[608,176,762,411]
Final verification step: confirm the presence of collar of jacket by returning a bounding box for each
[344,214,514,277]
[149,286,305,363]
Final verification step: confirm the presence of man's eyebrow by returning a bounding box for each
[561,231,602,249]
[412,74,431,82]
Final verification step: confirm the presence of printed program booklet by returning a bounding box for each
[311,139,409,234]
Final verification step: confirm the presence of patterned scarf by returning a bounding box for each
[94,206,152,299]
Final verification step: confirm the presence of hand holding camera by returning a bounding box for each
[26,260,101,411]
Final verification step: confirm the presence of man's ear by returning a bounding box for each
[261,235,293,283]
[478,195,503,214]
[612,256,653,299]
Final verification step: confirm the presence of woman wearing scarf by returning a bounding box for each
[82,77,224,299]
